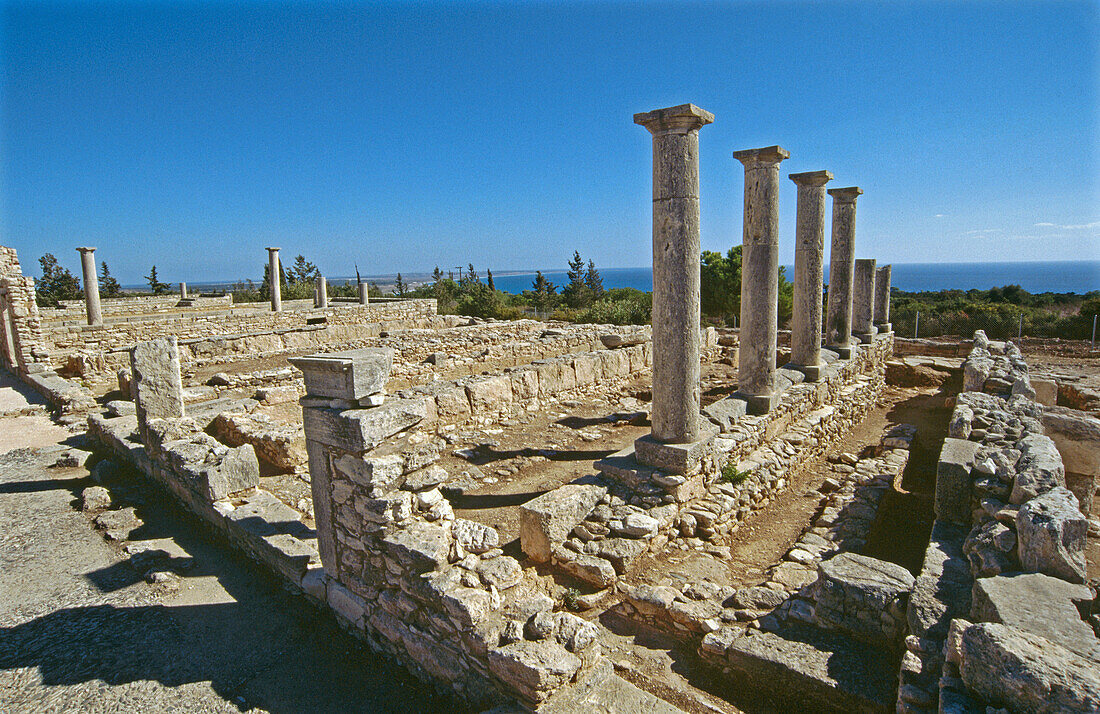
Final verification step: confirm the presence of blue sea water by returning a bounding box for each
[490,261,1100,296]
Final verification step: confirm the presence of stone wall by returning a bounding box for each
[899,331,1099,714]
[44,294,233,322]
[0,246,49,374]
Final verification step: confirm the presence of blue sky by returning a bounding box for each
[2,0,1098,285]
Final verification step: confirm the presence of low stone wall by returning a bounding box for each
[45,294,234,322]
[42,298,438,370]
[529,334,893,589]
[899,332,1099,714]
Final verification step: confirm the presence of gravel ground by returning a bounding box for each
[0,413,459,713]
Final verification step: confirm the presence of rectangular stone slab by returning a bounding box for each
[935,438,979,525]
[289,348,394,400]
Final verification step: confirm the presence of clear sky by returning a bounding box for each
[2,0,1098,285]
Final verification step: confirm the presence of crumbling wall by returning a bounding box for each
[900,331,1099,714]
[43,293,233,321]
[0,245,49,374]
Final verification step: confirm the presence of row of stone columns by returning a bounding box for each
[265,247,367,312]
[635,103,893,465]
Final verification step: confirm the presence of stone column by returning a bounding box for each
[874,264,892,333]
[788,170,833,381]
[358,281,369,305]
[316,276,328,308]
[179,282,187,299]
[853,258,877,343]
[76,247,102,326]
[633,104,717,473]
[825,187,863,358]
[733,146,789,413]
[266,247,282,312]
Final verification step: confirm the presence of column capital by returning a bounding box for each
[266,246,281,253]
[827,186,863,202]
[634,104,714,135]
[76,246,97,253]
[733,145,789,167]
[789,170,833,187]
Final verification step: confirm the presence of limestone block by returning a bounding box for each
[1031,377,1058,406]
[465,374,513,413]
[1016,487,1087,583]
[970,572,1099,660]
[380,521,450,574]
[474,555,523,590]
[958,622,1100,714]
[600,332,647,348]
[963,352,993,392]
[288,348,393,400]
[533,359,576,395]
[428,382,471,420]
[202,443,260,501]
[301,401,423,453]
[812,552,915,647]
[572,353,600,386]
[327,579,367,628]
[935,438,980,525]
[508,368,540,400]
[553,548,617,588]
[130,337,185,429]
[1010,433,1065,505]
[526,611,600,653]
[702,396,748,432]
[334,452,404,496]
[488,640,582,704]
[452,518,500,554]
[520,483,607,562]
[598,349,630,380]
[589,537,648,573]
[907,521,972,641]
[1042,406,1100,477]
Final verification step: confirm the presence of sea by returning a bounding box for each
[487,261,1100,296]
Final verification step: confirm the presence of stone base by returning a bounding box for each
[855,329,877,344]
[634,423,719,475]
[732,389,778,415]
[788,362,824,382]
[875,322,891,334]
[828,343,854,360]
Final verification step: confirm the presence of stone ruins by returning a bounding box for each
[1,103,1096,712]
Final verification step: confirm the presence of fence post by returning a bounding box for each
[914,311,919,339]
[1018,314,1023,340]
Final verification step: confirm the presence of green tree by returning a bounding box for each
[99,261,121,297]
[287,255,319,285]
[432,266,443,282]
[563,251,590,308]
[394,273,407,296]
[146,265,170,295]
[35,253,82,306]
[526,271,558,312]
[487,268,495,291]
[585,260,605,300]
[700,246,742,324]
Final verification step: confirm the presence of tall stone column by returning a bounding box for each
[825,187,862,358]
[853,258,877,343]
[733,146,789,413]
[788,170,833,381]
[874,264,892,333]
[633,104,717,473]
[358,281,369,305]
[76,247,102,326]
[316,276,328,308]
[266,247,282,312]
[179,282,187,299]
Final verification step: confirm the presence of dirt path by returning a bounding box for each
[0,402,458,712]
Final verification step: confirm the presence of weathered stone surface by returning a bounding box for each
[590,537,648,574]
[81,485,111,512]
[936,438,980,525]
[1010,433,1065,505]
[520,483,607,563]
[908,520,972,641]
[813,552,914,647]
[599,333,647,349]
[334,452,404,496]
[702,396,748,432]
[288,348,393,400]
[452,518,500,555]
[971,572,1099,660]
[958,622,1100,714]
[1042,405,1100,478]
[130,337,185,431]
[381,521,450,574]
[302,401,423,453]
[465,374,513,413]
[489,640,582,704]
[203,443,260,500]
[720,623,896,713]
[554,548,617,588]
[1016,487,1087,583]
[526,611,601,653]
[625,584,680,617]
[475,555,523,590]
[734,586,787,610]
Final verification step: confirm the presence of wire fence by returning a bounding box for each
[892,311,1098,347]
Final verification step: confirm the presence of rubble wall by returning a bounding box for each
[0,246,49,374]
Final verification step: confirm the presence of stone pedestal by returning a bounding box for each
[358,282,369,305]
[788,170,832,382]
[130,336,185,439]
[853,258,877,344]
[825,187,862,358]
[316,276,328,309]
[633,103,714,470]
[874,264,892,333]
[733,146,789,412]
[76,247,102,326]
[266,247,282,312]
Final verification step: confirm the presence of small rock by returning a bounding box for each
[81,486,112,512]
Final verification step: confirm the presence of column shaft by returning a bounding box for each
[179,282,187,299]
[874,264,892,332]
[734,146,789,413]
[266,248,282,312]
[358,282,369,305]
[316,276,328,308]
[825,188,862,357]
[853,258,877,342]
[789,171,832,381]
[634,104,713,444]
[77,248,102,326]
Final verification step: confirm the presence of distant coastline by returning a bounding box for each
[129,260,1100,296]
